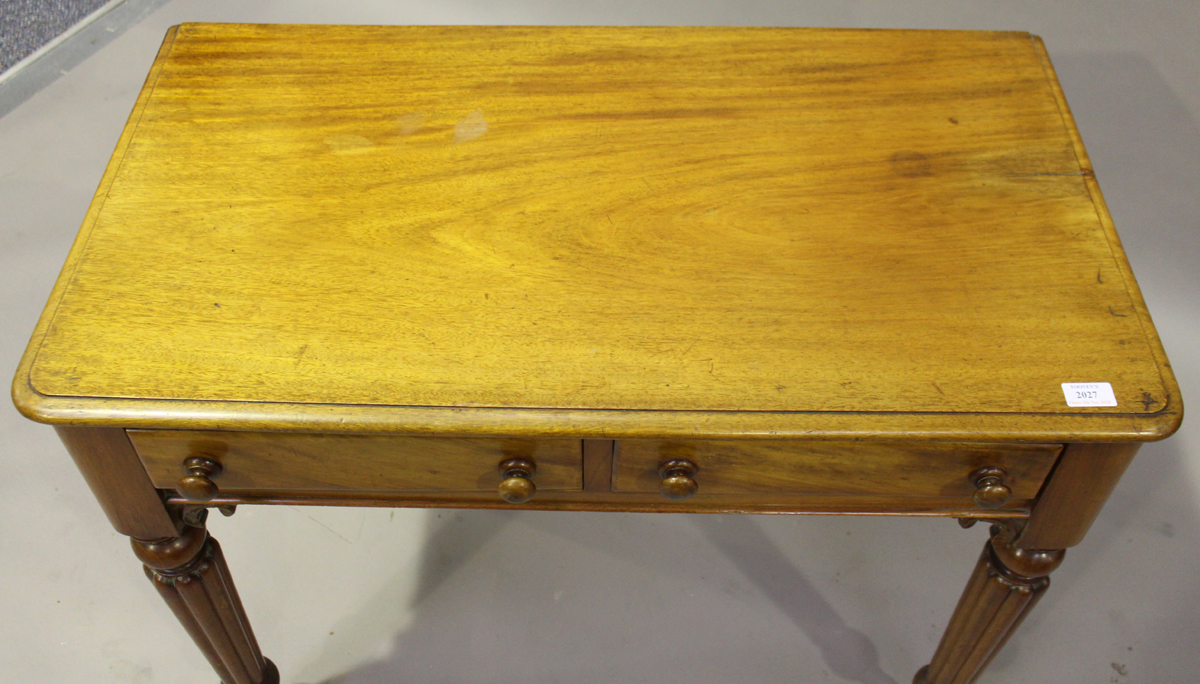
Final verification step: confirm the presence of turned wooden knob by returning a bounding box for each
[970,466,1011,509]
[659,458,699,501]
[177,456,223,503]
[498,458,536,503]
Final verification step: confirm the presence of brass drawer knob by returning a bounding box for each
[177,456,223,503]
[498,458,536,503]
[659,458,699,501]
[970,466,1012,509]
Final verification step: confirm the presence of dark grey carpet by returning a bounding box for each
[1,0,112,72]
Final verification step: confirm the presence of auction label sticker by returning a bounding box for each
[1062,382,1118,407]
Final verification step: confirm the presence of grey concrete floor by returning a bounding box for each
[2,2,1198,683]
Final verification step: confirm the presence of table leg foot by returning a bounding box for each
[260,658,280,684]
[133,519,273,684]
[917,524,1065,684]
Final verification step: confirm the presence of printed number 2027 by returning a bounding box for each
[1074,390,1098,400]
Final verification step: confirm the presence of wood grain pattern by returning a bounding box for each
[55,426,178,539]
[163,489,1033,518]
[1031,36,1182,423]
[129,430,583,493]
[12,391,1181,441]
[582,438,614,491]
[917,530,1058,684]
[614,440,1059,506]
[1016,441,1138,549]
[135,524,277,684]
[12,24,1179,441]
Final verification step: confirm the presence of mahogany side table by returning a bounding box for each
[14,24,1182,684]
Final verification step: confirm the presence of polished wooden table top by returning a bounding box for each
[15,24,1179,442]
[13,25,1185,684]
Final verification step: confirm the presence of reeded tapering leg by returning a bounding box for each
[914,524,1064,684]
[132,518,278,684]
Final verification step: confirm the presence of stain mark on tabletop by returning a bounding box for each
[556,107,737,121]
[890,150,932,177]
[453,110,488,144]
[1139,392,1160,411]
[948,117,959,125]
[396,112,425,136]
[324,134,375,154]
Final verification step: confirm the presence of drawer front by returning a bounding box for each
[131,430,583,493]
[615,440,1061,505]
